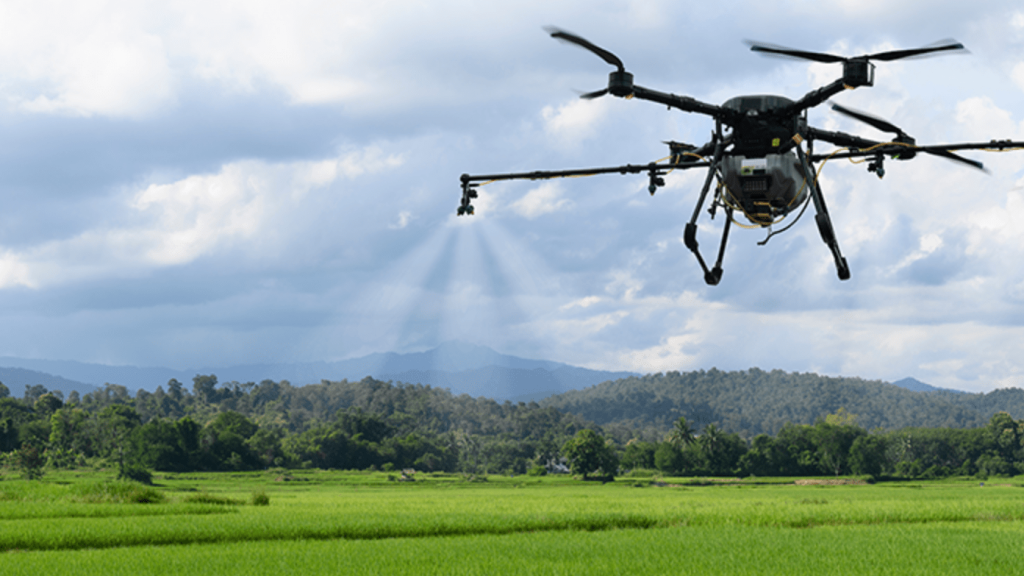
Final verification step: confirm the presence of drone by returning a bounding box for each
[457,29,1024,285]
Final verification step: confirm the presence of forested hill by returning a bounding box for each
[539,368,1024,437]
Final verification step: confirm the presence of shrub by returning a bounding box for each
[250,490,270,506]
[183,493,244,505]
[621,468,659,478]
[73,481,165,504]
[118,466,153,485]
[14,444,45,481]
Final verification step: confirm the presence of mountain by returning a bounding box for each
[891,377,965,394]
[0,342,635,401]
[0,367,98,398]
[0,357,180,393]
[540,368,1022,437]
[380,365,636,403]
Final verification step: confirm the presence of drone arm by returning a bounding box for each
[785,79,853,116]
[915,140,1024,153]
[806,126,884,149]
[630,85,733,120]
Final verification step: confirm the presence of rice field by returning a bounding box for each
[2,470,1022,574]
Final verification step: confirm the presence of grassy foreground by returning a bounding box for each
[2,470,1023,574]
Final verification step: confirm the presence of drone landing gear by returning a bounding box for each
[816,213,851,280]
[684,213,732,286]
[684,131,731,286]
[796,146,851,281]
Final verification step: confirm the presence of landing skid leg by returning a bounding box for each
[683,124,728,285]
[796,145,851,281]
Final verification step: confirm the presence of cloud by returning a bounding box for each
[389,211,414,230]
[0,146,403,288]
[509,182,572,218]
[560,295,604,310]
[0,1,175,117]
[542,98,611,145]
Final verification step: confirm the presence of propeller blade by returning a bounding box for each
[546,27,625,72]
[919,148,986,171]
[864,39,966,62]
[831,102,906,137]
[746,40,845,63]
[748,39,966,64]
[579,88,609,100]
[830,103,983,170]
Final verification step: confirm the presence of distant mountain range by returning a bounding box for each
[0,342,964,404]
[0,342,636,402]
[0,366,100,398]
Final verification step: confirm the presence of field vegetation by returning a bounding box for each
[1,470,1023,574]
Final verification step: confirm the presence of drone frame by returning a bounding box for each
[458,30,1024,285]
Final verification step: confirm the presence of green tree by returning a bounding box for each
[208,411,259,439]
[621,439,656,470]
[133,419,180,471]
[34,393,64,419]
[849,435,888,477]
[247,427,287,468]
[697,424,747,476]
[48,407,92,467]
[668,417,696,448]
[192,375,219,405]
[23,384,48,403]
[811,418,866,476]
[561,429,618,480]
[97,404,142,479]
[654,442,684,475]
[0,398,37,452]
[738,434,779,477]
[13,443,46,480]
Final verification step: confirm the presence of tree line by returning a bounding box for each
[609,408,1024,480]
[2,376,1023,481]
[0,376,602,480]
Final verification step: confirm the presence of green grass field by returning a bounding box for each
[2,470,1022,574]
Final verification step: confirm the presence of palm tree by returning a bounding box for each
[698,423,722,458]
[668,417,696,448]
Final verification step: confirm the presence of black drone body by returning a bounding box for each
[458,29,1023,285]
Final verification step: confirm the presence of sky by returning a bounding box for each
[0,1,1021,393]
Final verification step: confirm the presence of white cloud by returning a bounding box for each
[548,311,629,342]
[1013,63,1024,94]
[955,97,1023,140]
[542,98,611,144]
[509,182,571,218]
[1012,11,1024,33]
[0,146,403,288]
[389,211,414,230]
[560,295,604,310]
[623,333,702,374]
[0,1,175,117]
